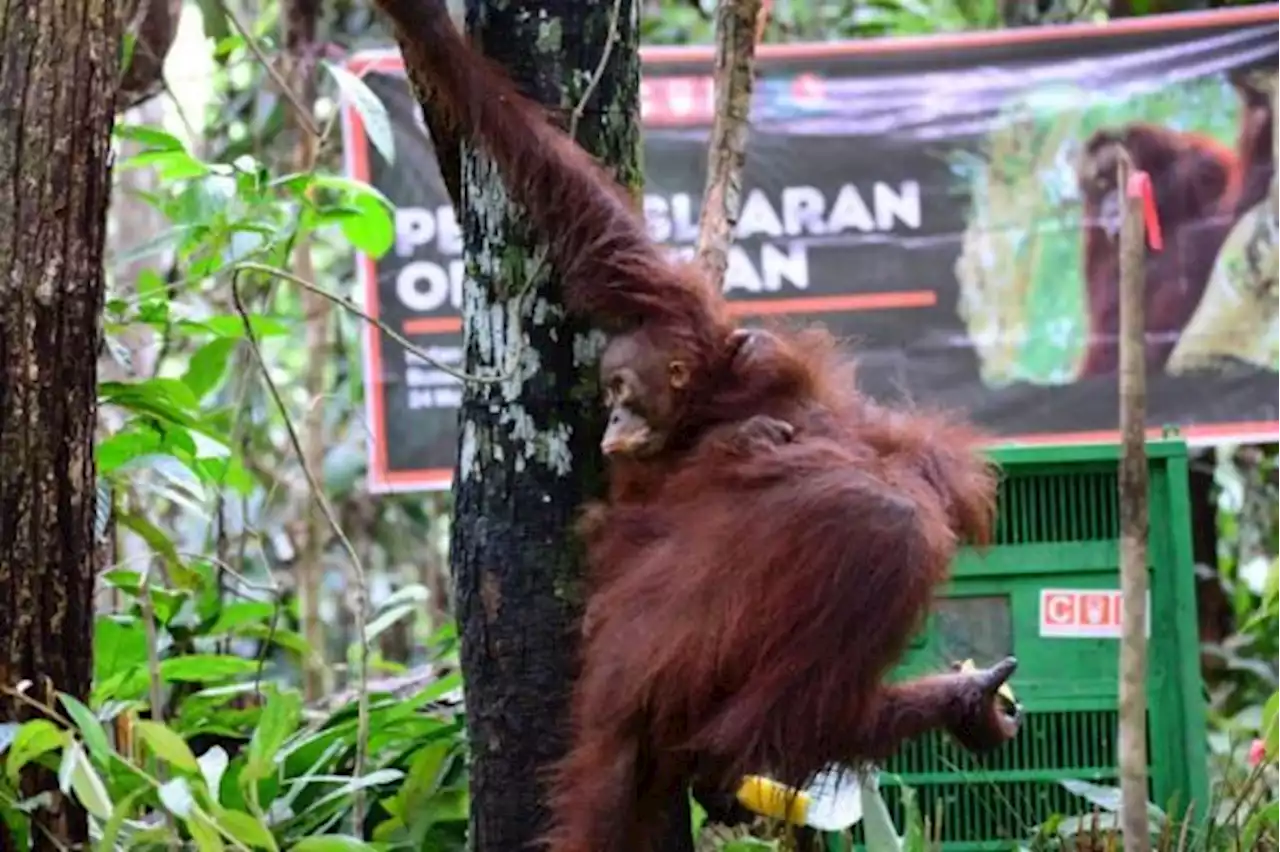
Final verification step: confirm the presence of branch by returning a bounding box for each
[695,0,764,286]
[232,261,537,385]
[568,0,625,142]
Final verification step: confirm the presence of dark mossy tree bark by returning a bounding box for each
[438,1,697,850]
[0,0,123,849]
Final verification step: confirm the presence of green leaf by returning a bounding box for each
[183,337,239,401]
[57,740,113,820]
[207,602,276,635]
[1264,690,1278,762]
[310,174,393,211]
[102,569,143,594]
[57,693,112,765]
[97,429,162,474]
[92,665,151,705]
[159,654,260,683]
[243,688,302,784]
[135,720,200,773]
[117,511,193,587]
[323,61,395,165]
[120,149,211,180]
[188,812,227,852]
[114,124,186,153]
[5,719,66,785]
[309,175,395,259]
[214,807,277,850]
[119,30,137,75]
[362,603,418,644]
[136,267,171,302]
[213,34,245,59]
[93,615,150,691]
[415,671,462,704]
[288,769,404,823]
[178,314,290,339]
[193,455,256,495]
[290,836,377,852]
[333,193,395,258]
[99,788,147,849]
[99,378,202,428]
[1243,802,1278,852]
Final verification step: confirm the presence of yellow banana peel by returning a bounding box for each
[735,775,809,825]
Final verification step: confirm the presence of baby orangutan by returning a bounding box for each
[599,327,797,464]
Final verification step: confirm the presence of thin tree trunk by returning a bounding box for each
[0,0,123,849]
[283,0,330,702]
[695,0,763,285]
[1116,152,1152,852]
[397,0,662,848]
[690,5,766,838]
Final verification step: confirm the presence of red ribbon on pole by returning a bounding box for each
[1126,170,1163,252]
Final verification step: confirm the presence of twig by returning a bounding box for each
[232,260,538,384]
[104,550,278,595]
[695,0,764,285]
[229,271,372,832]
[219,2,322,139]
[567,0,625,142]
[0,686,74,728]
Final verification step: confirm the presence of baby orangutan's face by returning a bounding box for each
[597,333,690,459]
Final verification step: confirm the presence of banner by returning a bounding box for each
[340,6,1279,493]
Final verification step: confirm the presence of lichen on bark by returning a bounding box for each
[443,2,661,850]
[0,0,124,848]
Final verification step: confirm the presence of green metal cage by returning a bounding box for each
[833,438,1209,851]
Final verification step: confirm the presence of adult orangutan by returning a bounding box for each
[371,2,1022,849]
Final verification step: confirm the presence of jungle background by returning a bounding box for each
[0,0,1276,851]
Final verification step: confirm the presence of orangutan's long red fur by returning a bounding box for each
[373,3,1014,849]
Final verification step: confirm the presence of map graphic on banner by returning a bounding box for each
[339,6,1280,493]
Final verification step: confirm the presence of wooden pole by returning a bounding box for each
[1116,150,1152,852]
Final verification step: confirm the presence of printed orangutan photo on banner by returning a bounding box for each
[340,6,1279,493]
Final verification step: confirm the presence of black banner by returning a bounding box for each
[340,6,1280,493]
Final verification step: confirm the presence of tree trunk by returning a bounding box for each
[695,0,764,284]
[445,1,693,850]
[0,0,123,849]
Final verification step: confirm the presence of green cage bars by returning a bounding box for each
[834,438,1210,851]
